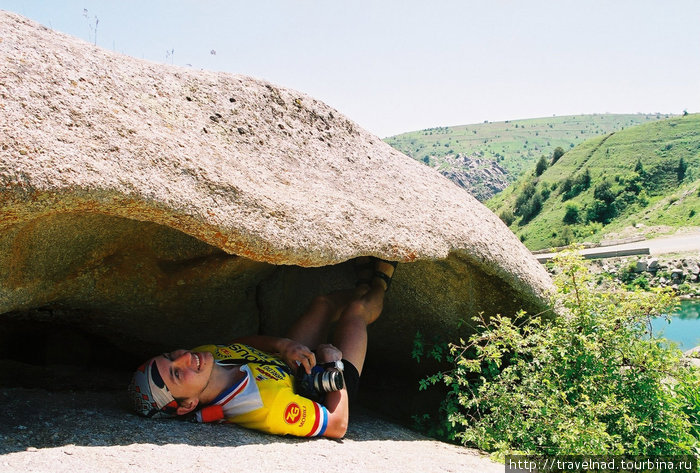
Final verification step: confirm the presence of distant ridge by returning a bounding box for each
[385,114,672,200]
[486,114,700,251]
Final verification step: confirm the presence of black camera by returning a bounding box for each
[294,361,344,403]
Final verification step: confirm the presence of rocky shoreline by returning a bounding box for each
[586,255,700,298]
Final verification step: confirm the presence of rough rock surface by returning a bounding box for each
[0,9,553,417]
[0,387,502,473]
[437,154,510,201]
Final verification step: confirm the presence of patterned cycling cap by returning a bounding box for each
[128,358,179,418]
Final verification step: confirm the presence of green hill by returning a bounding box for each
[385,114,670,200]
[486,114,700,251]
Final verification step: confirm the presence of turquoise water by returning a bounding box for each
[651,300,700,351]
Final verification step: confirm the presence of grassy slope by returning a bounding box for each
[486,114,700,250]
[385,114,669,180]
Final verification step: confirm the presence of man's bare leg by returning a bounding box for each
[285,258,395,370]
[331,259,395,374]
[320,259,395,438]
[285,257,378,349]
[285,286,368,350]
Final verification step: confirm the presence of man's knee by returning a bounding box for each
[312,294,335,311]
[307,294,343,321]
[341,300,376,324]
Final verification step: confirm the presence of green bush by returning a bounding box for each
[626,275,650,291]
[563,203,581,225]
[593,180,616,204]
[678,283,692,295]
[674,370,700,441]
[413,251,698,457]
[551,147,565,164]
[560,177,573,200]
[535,156,548,176]
[518,192,543,224]
[586,199,617,224]
[514,181,537,216]
[561,169,591,201]
[499,209,515,227]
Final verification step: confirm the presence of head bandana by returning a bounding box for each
[128,358,178,418]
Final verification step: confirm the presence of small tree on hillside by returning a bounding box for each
[593,180,615,205]
[551,147,565,165]
[587,180,618,224]
[575,168,591,191]
[535,156,548,176]
[560,177,573,200]
[563,203,581,225]
[499,209,515,226]
[518,192,543,225]
[514,180,537,216]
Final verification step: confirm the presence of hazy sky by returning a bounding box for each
[2,1,698,137]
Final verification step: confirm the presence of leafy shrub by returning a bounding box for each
[535,156,548,176]
[563,203,581,225]
[637,189,649,207]
[621,172,643,194]
[574,168,591,191]
[499,209,515,226]
[518,192,543,225]
[514,180,537,215]
[561,169,591,201]
[674,370,700,442]
[551,147,565,164]
[678,158,687,182]
[560,177,574,201]
[513,180,545,224]
[586,199,617,224]
[593,180,616,204]
[413,251,698,456]
[626,275,650,291]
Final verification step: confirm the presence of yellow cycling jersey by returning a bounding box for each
[192,343,329,437]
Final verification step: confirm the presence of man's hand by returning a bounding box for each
[316,343,342,364]
[231,335,318,374]
[277,338,316,374]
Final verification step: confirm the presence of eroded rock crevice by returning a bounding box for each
[0,213,269,366]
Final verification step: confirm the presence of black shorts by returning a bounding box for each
[341,358,360,404]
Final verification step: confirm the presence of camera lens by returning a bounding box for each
[313,368,344,393]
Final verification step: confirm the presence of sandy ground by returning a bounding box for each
[0,388,501,473]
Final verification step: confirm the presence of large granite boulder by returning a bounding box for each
[0,11,553,404]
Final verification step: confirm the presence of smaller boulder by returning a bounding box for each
[671,268,684,281]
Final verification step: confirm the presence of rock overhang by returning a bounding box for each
[0,11,554,396]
